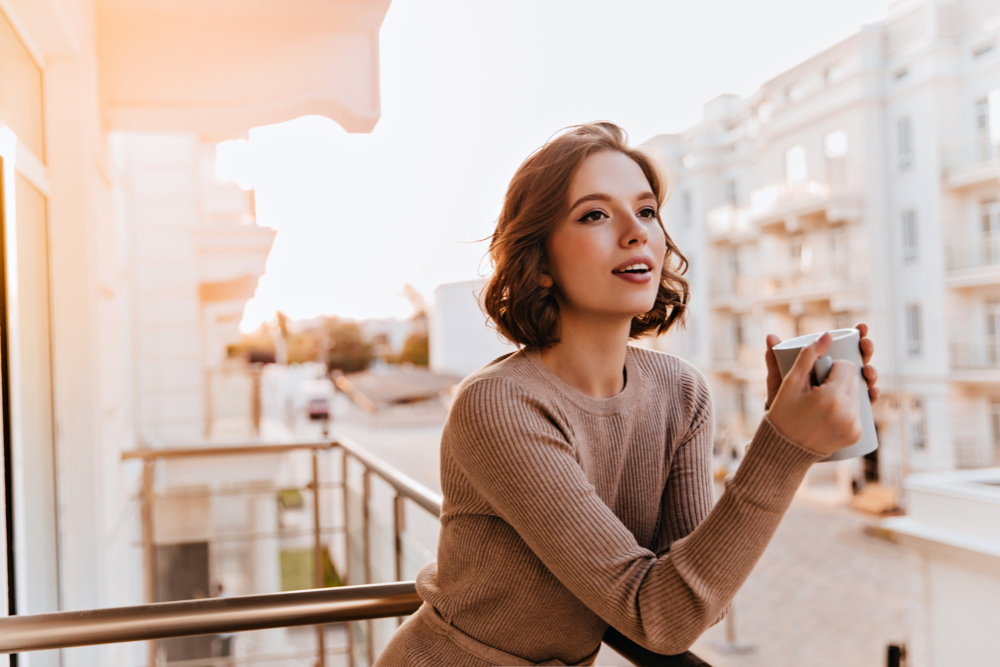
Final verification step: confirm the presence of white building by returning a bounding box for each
[113,134,276,444]
[429,279,516,377]
[645,0,1000,500]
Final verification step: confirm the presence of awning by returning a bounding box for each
[96,0,392,139]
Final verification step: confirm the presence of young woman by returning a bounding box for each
[376,122,879,666]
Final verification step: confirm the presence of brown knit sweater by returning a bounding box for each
[376,346,820,666]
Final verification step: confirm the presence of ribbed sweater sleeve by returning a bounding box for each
[654,372,715,555]
[448,377,821,656]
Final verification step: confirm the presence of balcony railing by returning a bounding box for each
[945,232,1000,272]
[950,341,1000,370]
[941,133,997,182]
[0,437,710,666]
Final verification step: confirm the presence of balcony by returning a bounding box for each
[748,181,864,231]
[756,257,866,311]
[711,342,760,380]
[944,232,1000,289]
[950,341,1000,384]
[706,204,754,243]
[941,135,1000,190]
[709,273,758,309]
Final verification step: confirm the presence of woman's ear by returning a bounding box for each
[539,271,553,289]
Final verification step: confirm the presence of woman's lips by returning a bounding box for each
[613,270,654,284]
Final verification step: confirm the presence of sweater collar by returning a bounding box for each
[522,346,643,415]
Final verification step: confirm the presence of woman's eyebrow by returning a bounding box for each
[569,191,656,210]
[569,193,612,210]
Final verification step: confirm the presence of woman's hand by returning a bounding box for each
[764,322,879,410]
[765,332,863,457]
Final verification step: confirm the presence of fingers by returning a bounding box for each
[765,334,782,383]
[863,364,880,403]
[856,322,874,365]
[786,332,832,388]
[822,358,858,392]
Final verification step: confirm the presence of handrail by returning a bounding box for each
[337,435,442,516]
[0,582,421,654]
[122,437,444,517]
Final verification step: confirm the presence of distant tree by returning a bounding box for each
[325,319,374,374]
[397,333,429,366]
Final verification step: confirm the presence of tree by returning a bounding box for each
[397,333,429,366]
[325,318,374,374]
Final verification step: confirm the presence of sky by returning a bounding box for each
[229,0,894,331]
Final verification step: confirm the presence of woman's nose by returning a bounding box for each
[621,213,648,246]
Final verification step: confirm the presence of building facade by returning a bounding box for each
[0,0,392,664]
[645,0,1000,500]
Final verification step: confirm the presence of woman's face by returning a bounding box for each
[543,150,666,322]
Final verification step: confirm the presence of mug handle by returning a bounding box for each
[811,355,834,386]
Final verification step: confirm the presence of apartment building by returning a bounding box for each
[645,0,1000,497]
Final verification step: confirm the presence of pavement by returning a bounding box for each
[325,398,910,667]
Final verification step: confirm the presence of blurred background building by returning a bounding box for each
[643,0,1000,507]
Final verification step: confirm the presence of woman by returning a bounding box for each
[376,122,879,666]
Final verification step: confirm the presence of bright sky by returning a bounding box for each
[231,0,893,331]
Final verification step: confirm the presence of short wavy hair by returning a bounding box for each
[482,122,689,349]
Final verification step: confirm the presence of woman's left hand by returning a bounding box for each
[764,322,879,411]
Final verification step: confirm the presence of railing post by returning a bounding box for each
[312,449,326,667]
[362,468,374,663]
[393,493,405,627]
[140,459,158,667]
[340,449,354,667]
[393,493,405,582]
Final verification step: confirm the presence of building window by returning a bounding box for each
[825,63,848,84]
[906,303,922,357]
[824,130,848,187]
[724,180,738,206]
[902,209,918,262]
[991,400,1000,463]
[897,116,914,170]
[910,398,927,450]
[785,145,808,183]
[982,202,1000,267]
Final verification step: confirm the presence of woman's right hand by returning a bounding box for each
[765,332,863,458]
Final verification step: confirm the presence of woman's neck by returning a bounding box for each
[537,312,632,398]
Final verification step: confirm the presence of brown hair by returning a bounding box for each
[482,122,689,349]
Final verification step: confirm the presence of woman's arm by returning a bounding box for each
[447,376,820,655]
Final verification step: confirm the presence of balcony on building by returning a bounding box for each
[748,179,864,232]
[945,228,1000,290]
[941,130,1000,191]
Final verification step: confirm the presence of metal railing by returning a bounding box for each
[119,437,442,667]
[0,435,710,666]
[945,232,1000,272]
[0,582,420,654]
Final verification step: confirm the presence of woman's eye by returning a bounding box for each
[578,210,607,222]
[638,207,658,219]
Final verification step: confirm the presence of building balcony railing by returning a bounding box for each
[0,437,708,666]
[709,273,759,302]
[941,135,999,189]
[950,341,1000,371]
[705,181,863,243]
[706,204,754,241]
[749,180,863,229]
[945,232,1000,273]
[755,258,865,308]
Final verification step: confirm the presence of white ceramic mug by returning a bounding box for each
[771,328,878,462]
